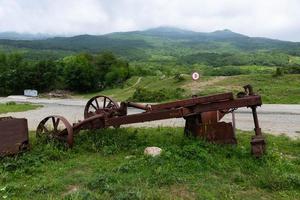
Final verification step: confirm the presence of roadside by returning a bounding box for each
[0,101,42,114]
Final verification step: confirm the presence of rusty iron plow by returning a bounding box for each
[36,85,266,157]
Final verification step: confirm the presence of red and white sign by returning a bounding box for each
[192,72,199,80]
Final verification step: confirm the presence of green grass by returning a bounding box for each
[79,75,189,101]
[234,65,276,74]
[77,74,300,104]
[0,102,42,114]
[1,128,299,199]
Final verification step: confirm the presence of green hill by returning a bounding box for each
[79,74,300,104]
[1,27,300,61]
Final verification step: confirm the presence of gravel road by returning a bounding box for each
[1,96,299,138]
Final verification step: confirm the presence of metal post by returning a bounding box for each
[250,106,266,157]
[251,106,262,136]
[232,111,236,137]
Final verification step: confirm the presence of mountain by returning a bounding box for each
[139,26,198,38]
[1,26,300,60]
[0,32,53,40]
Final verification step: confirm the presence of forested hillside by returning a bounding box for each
[1,27,300,99]
[1,27,300,63]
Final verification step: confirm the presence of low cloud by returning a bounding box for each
[0,0,299,41]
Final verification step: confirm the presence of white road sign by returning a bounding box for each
[24,89,38,97]
[192,72,199,80]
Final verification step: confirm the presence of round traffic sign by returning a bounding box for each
[192,72,199,80]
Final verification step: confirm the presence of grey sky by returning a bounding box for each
[0,0,299,41]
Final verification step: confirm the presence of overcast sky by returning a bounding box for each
[0,0,299,41]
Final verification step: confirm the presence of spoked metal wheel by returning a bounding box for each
[84,95,119,119]
[36,115,74,147]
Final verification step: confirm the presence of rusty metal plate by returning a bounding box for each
[251,135,266,157]
[195,122,237,144]
[0,117,29,156]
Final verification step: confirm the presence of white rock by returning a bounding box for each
[125,155,135,159]
[144,147,162,157]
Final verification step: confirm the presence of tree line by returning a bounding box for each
[0,52,130,95]
[180,52,293,67]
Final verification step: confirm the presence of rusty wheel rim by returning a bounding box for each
[84,95,119,119]
[36,115,74,147]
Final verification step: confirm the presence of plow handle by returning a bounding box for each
[244,84,254,95]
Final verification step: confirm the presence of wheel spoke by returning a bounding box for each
[54,118,60,131]
[107,100,112,108]
[51,117,56,127]
[103,97,106,108]
[95,98,100,109]
[40,123,49,133]
[91,103,97,110]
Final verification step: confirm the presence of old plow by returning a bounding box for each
[36,85,266,157]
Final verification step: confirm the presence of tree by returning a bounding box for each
[26,60,58,91]
[94,52,129,87]
[63,54,98,92]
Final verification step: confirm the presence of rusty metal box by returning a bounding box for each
[0,117,29,156]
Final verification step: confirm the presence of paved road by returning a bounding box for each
[1,96,299,138]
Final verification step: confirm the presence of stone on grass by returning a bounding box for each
[125,155,135,159]
[144,147,162,157]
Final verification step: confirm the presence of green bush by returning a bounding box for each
[180,52,290,67]
[5,101,16,105]
[174,73,185,82]
[273,67,284,77]
[129,87,185,102]
[203,66,246,76]
[284,66,300,74]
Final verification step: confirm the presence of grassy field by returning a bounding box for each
[0,128,299,199]
[0,102,42,114]
[78,74,300,104]
[196,74,300,104]
[79,76,191,101]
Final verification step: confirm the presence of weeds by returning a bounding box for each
[0,128,299,199]
[0,102,42,114]
[129,87,185,102]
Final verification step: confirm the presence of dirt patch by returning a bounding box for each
[43,90,73,98]
[182,76,228,94]
[169,185,196,199]
[62,185,80,197]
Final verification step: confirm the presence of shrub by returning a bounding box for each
[284,66,300,74]
[203,66,246,76]
[6,101,16,105]
[174,73,185,82]
[129,87,185,102]
[273,67,284,77]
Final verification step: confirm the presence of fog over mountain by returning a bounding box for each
[0,0,300,41]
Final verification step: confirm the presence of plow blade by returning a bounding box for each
[0,117,29,156]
